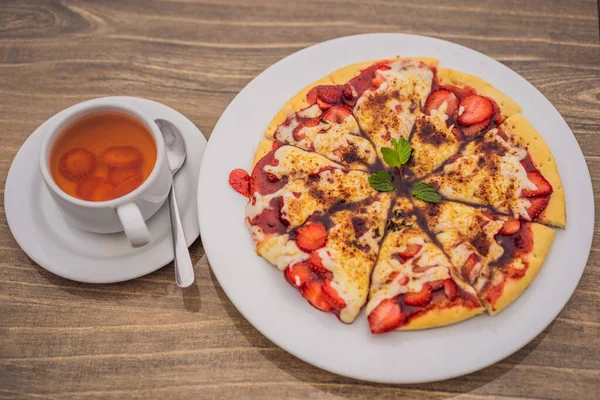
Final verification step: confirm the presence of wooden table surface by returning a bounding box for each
[1,1,599,399]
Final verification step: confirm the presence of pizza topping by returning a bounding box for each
[308,251,330,276]
[411,182,441,203]
[457,95,494,126]
[285,262,314,288]
[322,280,347,309]
[368,298,404,334]
[321,106,352,124]
[229,169,252,197]
[369,171,394,192]
[59,148,96,181]
[461,118,491,137]
[295,222,328,252]
[398,244,422,263]
[403,283,433,306]
[499,219,521,236]
[526,196,550,219]
[443,279,458,301]
[293,117,320,141]
[424,89,458,117]
[521,171,553,198]
[381,137,411,168]
[301,280,335,312]
[463,253,480,282]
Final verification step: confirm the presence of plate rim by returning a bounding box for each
[197,33,594,383]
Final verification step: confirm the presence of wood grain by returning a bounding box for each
[0,0,598,399]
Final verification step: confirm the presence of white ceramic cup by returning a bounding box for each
[39,99,172,248]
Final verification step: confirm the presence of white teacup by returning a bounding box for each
[39,99,172,247]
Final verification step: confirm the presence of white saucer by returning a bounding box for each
[5,96,207,283]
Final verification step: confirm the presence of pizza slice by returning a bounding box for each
[408,69,522,179]
[422,114,565,228]
[413,199,555,315]
[330,57,438,164]
[259,193,393,323]
[366,197,483,334]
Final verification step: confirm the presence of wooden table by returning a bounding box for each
[1,1,598,398]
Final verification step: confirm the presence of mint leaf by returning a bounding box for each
[369,171,394,192]
[412,182,441,203]
[381,147,401,167]
[382,138,411,167]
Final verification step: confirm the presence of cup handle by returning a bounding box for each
[117,202,151,248]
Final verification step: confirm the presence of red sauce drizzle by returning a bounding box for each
[248,197,288,235]
[250,147,288,195]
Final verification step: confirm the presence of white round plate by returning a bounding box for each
[197,34,593,383]
[6,96,207,283]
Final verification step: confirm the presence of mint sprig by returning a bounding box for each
[412,182,441,203]
[368,171,394,192]
[381,138,411,167]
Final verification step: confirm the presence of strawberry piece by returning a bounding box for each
[461,118,491,137]
[229,168,251,197]
[368,298,404,334]
[376,65,392,72]
[526,196,550,219]
[101,146,143,168]
[424,89,459,117]
[500,219,521,236]
[490,97,503,124]
[521,171,553,198]
[403,283,433,306]
[398,244,422,263]
[317,86,343,105]
[443,279,458,301]
[306,86,318,105]
[59,148,96,181]
[457,95,494,126]
[412,265,436,273]
[341,84,355,105]
[397,274,409,286]
[322,280,346,309]
[316,97,332,110]
[308,252,329,276]
[77,176,114,202]
[114,175,144,198]
[322,106,351,124]
[429,280,444,291]
[293,117,320,141]
[108,166,142,186]
[372,73,387,88]
[295,222,328,252]
[285,262,314,288]
[463,253,480,281]
[301,280,334,312]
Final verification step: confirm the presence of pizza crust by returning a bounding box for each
[398,303,484,330]
[487,223,555,315]
[437,68,521,121]
[264,76,335,139]
[500,114,566,228]
[252,139,275,168]
[330,57,439,85]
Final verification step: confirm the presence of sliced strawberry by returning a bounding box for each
[306,86,318,105]
[372,73,387,88]
[397,273,409,286]
[429,280,444,291]
[59,148,96,181]
[461,118,491,137]
[520,153,536,171]
[295,222,328,252]
[403,283,432,306]
[463,253,480,281]
[521,171,553,198]
[457,95,494,126]
[496,127,510,141]
[308,251,329,276]
[443,279,458,301]
[316,97,333,110]
[318,86,342,104]
[229,169,251,197]
[439,83,476,99]
[301,280,334,312]
[293,117,320,141]
[398,244,422,263]
[322,106,351,124]
[490,97,503,124]
[341,84,356,105]
[285,262,314,289]
[500,219,521,236]
[526,196,550,219]
[412,265,436,273]
[101,146,143,168]
[368,298,404,334]
[322,280,346,309]
[424,89,459,117]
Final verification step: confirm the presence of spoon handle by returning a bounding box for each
[168,185,195,288]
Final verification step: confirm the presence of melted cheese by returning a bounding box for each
[410,113,459,178]
[263,145,345,180]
